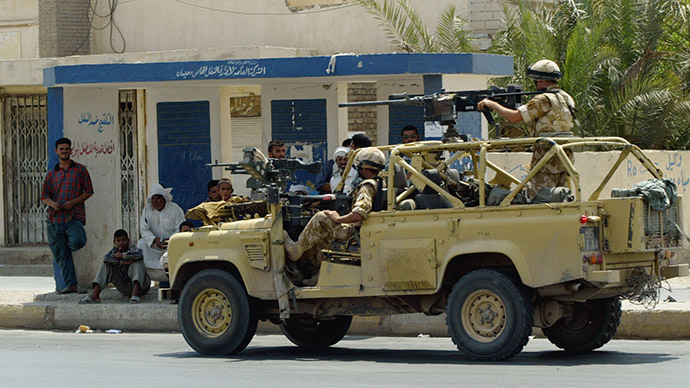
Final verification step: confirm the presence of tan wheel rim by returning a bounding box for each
[461,289,507,343]
[192,288,232,338]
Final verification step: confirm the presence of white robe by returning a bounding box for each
[137,184,186,273]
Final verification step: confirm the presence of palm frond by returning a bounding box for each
[355,0,416,52]
[435,4,473,53]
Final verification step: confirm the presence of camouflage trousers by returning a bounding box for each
[296,212,356,257]
[528,144,574,198]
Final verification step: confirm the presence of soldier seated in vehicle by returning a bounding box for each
[283,147,386,281]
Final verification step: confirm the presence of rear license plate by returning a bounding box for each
[580,226,600,251]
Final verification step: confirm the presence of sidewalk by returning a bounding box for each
[1,276,689,339]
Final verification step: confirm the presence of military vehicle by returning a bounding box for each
[167,137,688,361]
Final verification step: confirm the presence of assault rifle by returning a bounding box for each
[339,85,556,140]
[207,147,321,191]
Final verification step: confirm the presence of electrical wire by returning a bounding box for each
[172,0,357,16]
[71,0,126,56]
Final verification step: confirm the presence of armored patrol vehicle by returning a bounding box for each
[167,137,688,360]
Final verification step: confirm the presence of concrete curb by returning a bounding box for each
[2,298,689,340]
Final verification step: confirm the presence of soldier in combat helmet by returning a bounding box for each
[478,59,576,198]
[283,147,386,267]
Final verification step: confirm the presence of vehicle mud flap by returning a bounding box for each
[272,247,295,319]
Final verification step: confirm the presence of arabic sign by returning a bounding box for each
[175,60,267,80]
[70,140,115,158]
[230,96,261,117]
[78,112,114,132]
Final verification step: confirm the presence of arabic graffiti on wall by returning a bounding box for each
[175,60,267,80]
[78,112,114,132]
[71,140,115,158]
[627,152,690,191]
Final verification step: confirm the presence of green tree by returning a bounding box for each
[354,0,474,53]
[492,0,690,149]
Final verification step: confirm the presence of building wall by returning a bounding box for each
[347,82,378,143]
[86,0,483,55]
[0,0,39,59]
[62,87,120,286]
[38,0,90,57]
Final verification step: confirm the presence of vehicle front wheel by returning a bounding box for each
[446,269,534,361]
[542,297,621,353]
[178,269,258,355]
[280,316,352,348]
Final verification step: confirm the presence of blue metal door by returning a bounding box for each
[271,99,327,193]
[156,101,211,212]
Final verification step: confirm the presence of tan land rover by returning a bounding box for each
[167,137,688,360]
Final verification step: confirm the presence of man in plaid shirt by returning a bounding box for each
[41,138,94,294]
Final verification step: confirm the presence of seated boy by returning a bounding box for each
[79,229,151,304]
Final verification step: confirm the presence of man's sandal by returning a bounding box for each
[78,296,100,304]
[130,295,141,304]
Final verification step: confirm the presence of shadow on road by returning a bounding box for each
[157,345,677,366]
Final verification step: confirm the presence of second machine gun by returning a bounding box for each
[339,85,556,140]
[207,147,350,230]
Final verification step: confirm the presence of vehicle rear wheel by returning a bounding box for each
[280,316,352,348]
[178,269,258,355]
[446,269,533,361]
[542,297,621,353]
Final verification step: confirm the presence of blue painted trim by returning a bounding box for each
[47,87,63,169]
[43,53,513,87]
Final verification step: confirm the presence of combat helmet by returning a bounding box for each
[527,59,562,81]
[355,147,385,171]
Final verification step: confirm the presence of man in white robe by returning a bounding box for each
[137,183,185,282]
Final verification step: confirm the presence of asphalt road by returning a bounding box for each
[2,330,690,388]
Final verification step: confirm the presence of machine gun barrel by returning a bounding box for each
[338,93,426,108]
[338,85,559,139]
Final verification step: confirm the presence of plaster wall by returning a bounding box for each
[62,87,120,287]
[89,0,472,55]
[0,0,39,59]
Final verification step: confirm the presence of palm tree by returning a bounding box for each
[354,0,474,53]
[492,0,690,149]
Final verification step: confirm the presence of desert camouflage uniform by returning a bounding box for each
[293,179,378,258]
[517,86,575,198]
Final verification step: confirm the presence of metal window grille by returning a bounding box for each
[119,90,141,240]
[2,94,49,245]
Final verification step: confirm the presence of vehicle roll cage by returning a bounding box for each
[336,137,663,210]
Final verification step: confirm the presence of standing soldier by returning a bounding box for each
[41,137,94,294]
[478,59,575,198]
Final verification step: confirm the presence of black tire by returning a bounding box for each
[446,269,534,361]
[542,297,621,353]
[178,269,258,355]
[280,316,352,348]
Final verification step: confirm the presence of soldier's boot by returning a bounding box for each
[282,231,303,262]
